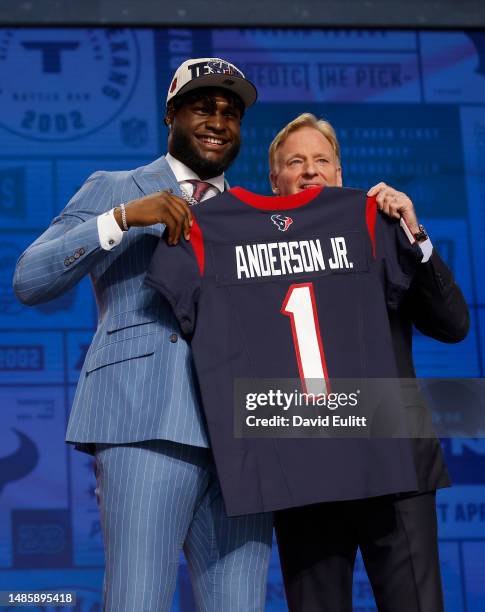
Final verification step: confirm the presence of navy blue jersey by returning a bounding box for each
[146,186,423,516]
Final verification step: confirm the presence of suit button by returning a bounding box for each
[74,251,80,259]
[79,247,86,255]
[69,256,75,263]
[169,333,178,343]
[64,258,70,266]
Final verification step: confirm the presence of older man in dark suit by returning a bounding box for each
[269,113,469,612]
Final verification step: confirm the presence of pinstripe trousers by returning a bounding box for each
[94,440,273,612]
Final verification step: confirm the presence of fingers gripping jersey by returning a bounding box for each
[146,186,423,516]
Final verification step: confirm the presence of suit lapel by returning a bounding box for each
[132,156,184,197]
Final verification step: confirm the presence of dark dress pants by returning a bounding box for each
[274,491,444,612]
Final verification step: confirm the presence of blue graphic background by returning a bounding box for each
[0,27,484,611]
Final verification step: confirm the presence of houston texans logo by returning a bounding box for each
[271,214,293,231]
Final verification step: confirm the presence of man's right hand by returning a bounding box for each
[114,191,193,245]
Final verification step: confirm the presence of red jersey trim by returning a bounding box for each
[230,186,324,210]
[365,196,377,258]
[189,217,205,276]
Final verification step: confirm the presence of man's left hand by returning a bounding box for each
[367,182,420,234]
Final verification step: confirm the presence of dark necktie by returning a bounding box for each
[186,179,216,203]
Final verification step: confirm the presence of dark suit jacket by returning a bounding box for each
[388,249,470,492]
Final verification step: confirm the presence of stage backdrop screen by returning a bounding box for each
[0,27,484,611]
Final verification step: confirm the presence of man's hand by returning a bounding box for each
[367,182,420,234]
[114,191,193,245]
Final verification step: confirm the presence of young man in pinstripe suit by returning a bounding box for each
[13,58,273,611]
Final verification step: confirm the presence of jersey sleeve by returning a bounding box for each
[370,198,424,310]
[145,220,204,336]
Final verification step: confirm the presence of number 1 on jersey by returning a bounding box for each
[281,282,329,395]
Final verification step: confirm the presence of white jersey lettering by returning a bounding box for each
[236,239,329,279]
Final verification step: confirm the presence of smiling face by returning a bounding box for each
[167,87,242,179]
[270,126,342,196]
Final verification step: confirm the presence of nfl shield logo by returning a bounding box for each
[121,118,148,148]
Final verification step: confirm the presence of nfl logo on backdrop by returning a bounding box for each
[121,118,148,148]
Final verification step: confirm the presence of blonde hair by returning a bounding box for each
[269,113,341,171]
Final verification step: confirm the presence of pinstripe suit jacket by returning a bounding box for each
[13,156,209,451]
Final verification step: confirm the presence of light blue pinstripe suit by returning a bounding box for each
[13,156,272,611]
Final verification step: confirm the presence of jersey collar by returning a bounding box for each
[229,186,324,210]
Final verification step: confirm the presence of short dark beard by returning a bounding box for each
[169,122,240,178]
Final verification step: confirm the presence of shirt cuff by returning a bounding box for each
[97,208,124,251]
[399,218,433,263]
[418,238,433,263]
